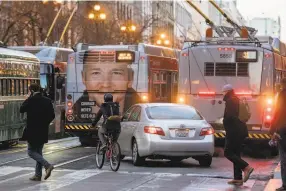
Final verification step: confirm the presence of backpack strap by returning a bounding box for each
[109,104,114,116]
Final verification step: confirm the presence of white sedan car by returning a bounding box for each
[117,103,215,167]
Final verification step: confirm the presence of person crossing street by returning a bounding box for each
[20,83,55,181]
[222,84,254,186]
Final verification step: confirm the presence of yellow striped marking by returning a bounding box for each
[259,134,264,139]
[253,134,259,138]
[265,134,270,139]
[248,134,253,138]
[69,125,75,130]
[214,133,220,138]
[84,125,89,129]
[65,126,70,130]
[219,133,225,137]
[79,125,84,130]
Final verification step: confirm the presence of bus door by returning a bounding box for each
[150,70,169,102]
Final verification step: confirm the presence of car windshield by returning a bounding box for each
[146,106,203,120]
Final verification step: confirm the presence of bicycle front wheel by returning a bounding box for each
[95,143,105,169]
[110,142,121,172]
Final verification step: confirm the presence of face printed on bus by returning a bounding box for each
[82,62,133,109]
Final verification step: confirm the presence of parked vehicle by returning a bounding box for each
[117,103,215,167]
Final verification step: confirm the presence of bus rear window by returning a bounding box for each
[204,62,249,77]
[216,63,236,76]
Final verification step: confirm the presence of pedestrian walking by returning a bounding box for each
[20,83,55,181]
[270,78,286,191]
[222,84,254,186]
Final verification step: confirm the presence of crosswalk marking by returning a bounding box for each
[18,170,103,191]
[0,166,34,176]
[0,165,258,191]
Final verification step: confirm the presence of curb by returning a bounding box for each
[273,162,281,179]
[264,162,281,191]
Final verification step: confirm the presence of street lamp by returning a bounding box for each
[120,24,136,32]
[88,13,95,19]
[120,26,127,31]
[88,4,106,22]
[94,4,101,11]
[156,40,162,45]
[160,33,166,39]
[120,23,137,44]
[164,39,170,45]
[99,13,106,20]
[156,33,171,47]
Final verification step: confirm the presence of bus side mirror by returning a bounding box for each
[56,76,65,89]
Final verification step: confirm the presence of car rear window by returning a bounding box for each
[146,106,203,120]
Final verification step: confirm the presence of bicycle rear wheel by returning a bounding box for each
[110,142,121,172]
[95,143,105,169]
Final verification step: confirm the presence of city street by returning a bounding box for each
[0,137,279,191]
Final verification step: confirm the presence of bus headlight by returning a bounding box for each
[177,95,185,104]
[142,95,148,101]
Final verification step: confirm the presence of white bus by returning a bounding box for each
[178,36,285,154]
[64,43,180,145]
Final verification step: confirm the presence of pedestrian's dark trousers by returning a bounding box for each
[28,143,51,177]
[224,136,249,180]
[279,141,286,188]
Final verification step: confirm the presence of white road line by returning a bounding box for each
[0,166,34,176]
[0,154,96,185]
[17,170,103,191]
[0,145,81,166]
[54,154,95,168]
[0,172,34,184]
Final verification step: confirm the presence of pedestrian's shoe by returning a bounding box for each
[243,166,254,182]
[44,165,54,180]
[276,187,286,191]
[29,175,41,181]
[227,180,243,186]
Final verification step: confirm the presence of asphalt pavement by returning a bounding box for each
[0,137,279,191]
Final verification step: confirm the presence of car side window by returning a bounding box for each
[128,106,141,122]
[122,106,135,122]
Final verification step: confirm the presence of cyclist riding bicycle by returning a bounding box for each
[92,93,121,150]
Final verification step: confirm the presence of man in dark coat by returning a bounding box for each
[270,78,286,191]
[20,83,55,181]
[222,84,254,186]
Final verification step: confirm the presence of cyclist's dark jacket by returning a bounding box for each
[92,102,120,130]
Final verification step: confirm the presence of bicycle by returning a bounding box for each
[95,131,121,172]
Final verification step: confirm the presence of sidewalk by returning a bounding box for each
[264,162,282,191]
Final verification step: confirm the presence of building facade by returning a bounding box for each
[248,17,281,39]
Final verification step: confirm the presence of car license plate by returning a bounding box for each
[175,129,189,137]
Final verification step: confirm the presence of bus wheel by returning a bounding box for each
[79,137,89,147]
[270,147,279,156]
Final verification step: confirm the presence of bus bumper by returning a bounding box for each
[64,124,99,145]
[214,130,272,147]
[214,130,271,140]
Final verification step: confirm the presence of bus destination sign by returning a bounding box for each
[116,51,135,62]
[236,50,257,62]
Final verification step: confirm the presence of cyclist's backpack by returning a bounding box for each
[104,103,121,133]
[238,97,251,123]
